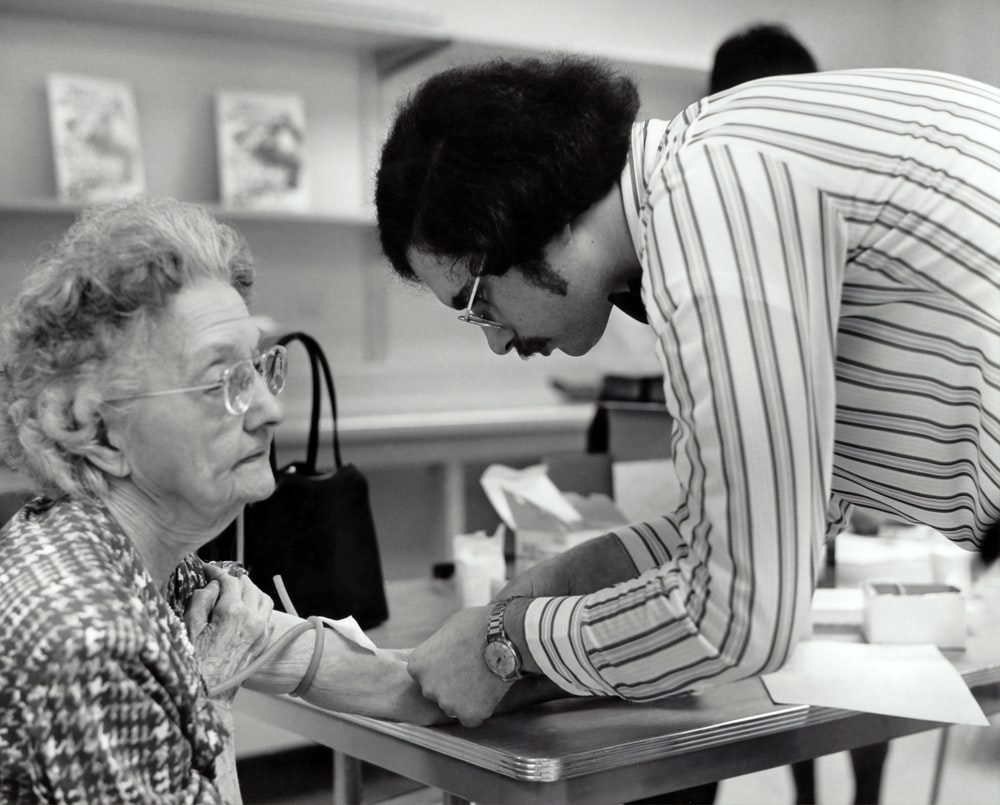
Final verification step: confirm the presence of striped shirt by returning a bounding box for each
[523,69,1000,700]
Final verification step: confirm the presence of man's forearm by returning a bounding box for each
[502,533,637,677]
[498,533,637,599]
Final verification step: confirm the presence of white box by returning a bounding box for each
[862,581,966,649]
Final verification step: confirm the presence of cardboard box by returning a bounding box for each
[862,581,966,649]
[594,402,673,461]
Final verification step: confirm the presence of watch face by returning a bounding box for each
[483,639,520,680]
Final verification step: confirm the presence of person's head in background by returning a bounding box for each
[0,195,284,541]
[709,22,818,94]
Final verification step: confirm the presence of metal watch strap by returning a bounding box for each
[487,596,519,641]
[484,596,525,681]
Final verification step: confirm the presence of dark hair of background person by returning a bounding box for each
[375,56,640,283]
[709,23,818,93]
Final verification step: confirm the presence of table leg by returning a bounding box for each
[928,726,950,805]
[333,751,363,805]
[442,459,467,548]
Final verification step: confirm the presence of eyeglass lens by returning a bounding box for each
[225,346,286,414]
[459,275,503,329]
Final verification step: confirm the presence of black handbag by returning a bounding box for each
[240,331,389,629]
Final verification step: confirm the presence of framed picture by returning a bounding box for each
[215,91,309,211]
[46,73,146,203]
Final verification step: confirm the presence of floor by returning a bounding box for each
[239,712,1000,805]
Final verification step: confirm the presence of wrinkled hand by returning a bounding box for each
[372,648,454,726]
[407,606,510,728]
[186,564,274,701]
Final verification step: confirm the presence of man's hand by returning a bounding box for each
[186,564,274,702]
[407,606,511,728]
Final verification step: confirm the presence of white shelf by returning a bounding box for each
[432,36,706,83]
[0,0,710,82]
[0,198,376,230]
[0,0,446,53]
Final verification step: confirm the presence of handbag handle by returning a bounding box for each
[271,332,343,472]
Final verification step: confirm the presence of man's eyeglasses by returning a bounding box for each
[457,275,504,330]
[105,345,288,416]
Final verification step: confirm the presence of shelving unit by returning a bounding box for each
[0,0,699,438]
[0,0,708,228]
[0,0,705,374]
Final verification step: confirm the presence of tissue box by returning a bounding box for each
[862,581,966,649]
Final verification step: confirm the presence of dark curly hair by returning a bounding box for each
[375,55,640,283]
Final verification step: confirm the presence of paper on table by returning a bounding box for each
[480,463,583,529]
[761,641,988,726]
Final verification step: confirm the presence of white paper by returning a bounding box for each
[480,463,582,528]
[318,615,378,653]
[762,641,988,726]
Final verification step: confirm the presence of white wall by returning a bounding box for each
[427,0,897,72]
[887,0,1000,85]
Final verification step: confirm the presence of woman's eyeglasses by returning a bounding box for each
[105,344,287,416]
[456,275,504,330]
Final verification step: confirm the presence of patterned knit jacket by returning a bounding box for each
[0,497,228,804]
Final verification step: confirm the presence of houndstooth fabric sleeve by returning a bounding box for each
[0,497,229,804]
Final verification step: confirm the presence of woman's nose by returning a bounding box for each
[246,372,284,428]
[483,326,514,355]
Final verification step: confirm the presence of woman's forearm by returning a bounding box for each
[243,611,445,725]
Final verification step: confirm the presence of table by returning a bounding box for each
[235,579,1000,805]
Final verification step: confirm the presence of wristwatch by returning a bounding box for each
[482,597,524,682]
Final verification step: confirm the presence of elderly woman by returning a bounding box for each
[0,196,442,805]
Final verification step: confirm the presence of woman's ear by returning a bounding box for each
[77,416,130,478]
[69,384,131,479]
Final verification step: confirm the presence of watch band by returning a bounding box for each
[483,596,525,682]
[487,596,518,640]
